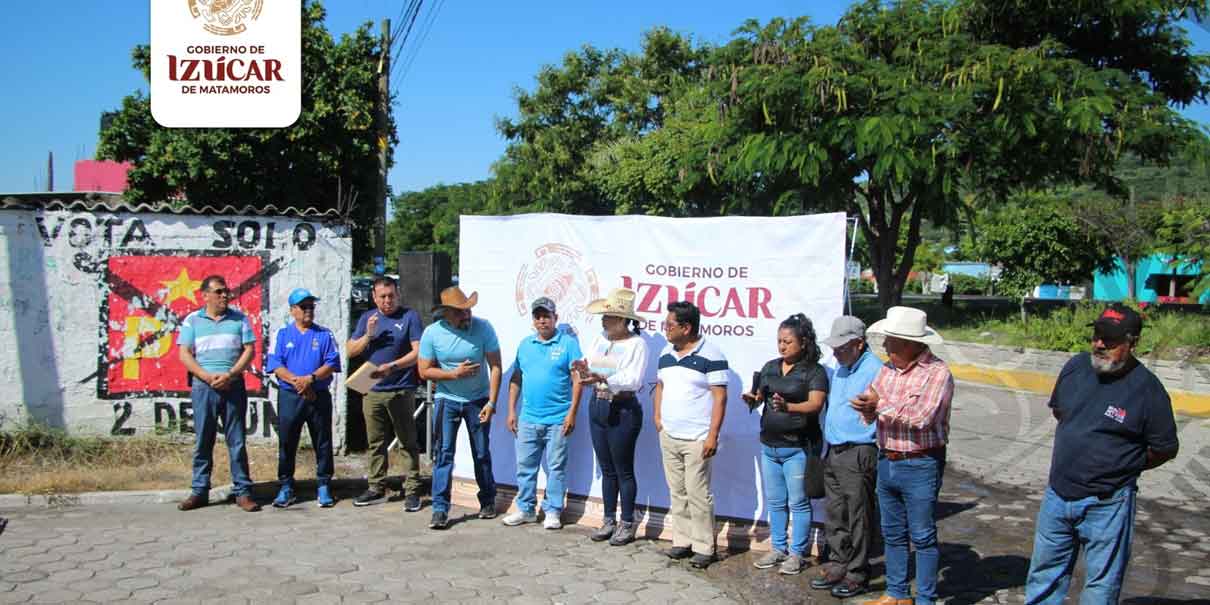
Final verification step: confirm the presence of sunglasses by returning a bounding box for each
[207,288,229,296]
[297,303,316,311]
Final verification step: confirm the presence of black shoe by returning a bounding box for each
[477,505,497,519]
[428,511,449,530]
[403,494,421,512]
[663,546,693,560]
[353,489,386,507]
[689,553,716,569]
[830,579,868,599]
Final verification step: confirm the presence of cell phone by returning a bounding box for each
[751,371,762,396]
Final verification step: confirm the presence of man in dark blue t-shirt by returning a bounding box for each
[1025,304,1179,604]
[347,276,425,512]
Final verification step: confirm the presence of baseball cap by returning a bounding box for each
[531,297,557,315]
[1087,304,1143,340]
[288,288,320,306]
[823,316,866,348]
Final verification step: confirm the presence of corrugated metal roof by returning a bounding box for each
[0,192,345,219]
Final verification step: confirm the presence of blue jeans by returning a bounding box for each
[431,397,496,514]
[877,453,944,604]
[1025,485,1137,604]
[588,394,642,522]
[761,445,812,556]
[276,388,334,487]
[190,380,253,497]
[514,420,569,515]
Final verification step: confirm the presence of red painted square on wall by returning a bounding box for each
[99,254,267,398]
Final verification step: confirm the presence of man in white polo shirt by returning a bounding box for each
[654,300,729,569]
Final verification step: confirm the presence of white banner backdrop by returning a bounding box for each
[457,212,846,521]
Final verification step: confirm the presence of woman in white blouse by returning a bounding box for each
[575,288,649,546]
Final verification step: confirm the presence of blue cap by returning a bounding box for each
[288,288,320,306]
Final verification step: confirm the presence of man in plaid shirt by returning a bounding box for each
[850,307,954,605]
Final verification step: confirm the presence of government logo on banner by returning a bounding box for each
[515,243,600,327]
[151,0,301,127]
[97,253,268,399]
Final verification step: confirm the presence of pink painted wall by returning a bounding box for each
[73,160,131,192]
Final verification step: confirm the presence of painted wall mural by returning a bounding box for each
[0,209,352,444]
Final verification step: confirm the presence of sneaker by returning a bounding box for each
[272,486,296,509]
[429,511,449,530]
[316,485,335,508]
[663,546,693,560]
[591,519,617,542]
[403,493,421,512]
[502,510,538,526]
[352,489,386,507]
[608,521,637,546]
[477,505,497,520]
[543,513,562,530]
[779,553,807,575]
[753,549,788,569]
[689,552,716,569]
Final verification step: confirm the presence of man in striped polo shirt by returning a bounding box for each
[176,275,261,513]
[654,301,729,569]
[851,306,953,605]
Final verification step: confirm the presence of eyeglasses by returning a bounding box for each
[1091,334,1127,348]
[207,288,229,296]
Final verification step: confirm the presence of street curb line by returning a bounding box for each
[0,478,370,509]
[948,362,1210,417]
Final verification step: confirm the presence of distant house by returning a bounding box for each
[73,160,131,192]
[1093,254,1209,304]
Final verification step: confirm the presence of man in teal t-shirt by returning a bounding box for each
[418,286,502,530]
[501,297,583,530]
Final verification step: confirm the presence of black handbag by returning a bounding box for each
[805,446,825,499]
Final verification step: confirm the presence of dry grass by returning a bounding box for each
[0,425,363,495]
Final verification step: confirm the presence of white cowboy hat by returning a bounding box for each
[866,306,943,345]
[586,288,644,322]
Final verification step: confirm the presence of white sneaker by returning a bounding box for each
[501,510,538,526]
[543,513,563,530]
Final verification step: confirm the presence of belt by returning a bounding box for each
[595,391,636,402]
[829,442,875,455]
[882,447,944,461]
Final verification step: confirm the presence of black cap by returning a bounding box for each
[1087,304,1143,340]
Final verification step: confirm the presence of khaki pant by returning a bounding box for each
[362,389,421,493]
[659,431,716,555]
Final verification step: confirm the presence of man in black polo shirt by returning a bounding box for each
[1024,304,1179,605]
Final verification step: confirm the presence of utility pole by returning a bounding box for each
[47,151,54,192]
[374,18,390,276]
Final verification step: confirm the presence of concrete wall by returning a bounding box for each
[0,209,352,444]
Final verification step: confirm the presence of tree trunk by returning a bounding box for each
[855,187,922,313]
[1123,254,1137,301]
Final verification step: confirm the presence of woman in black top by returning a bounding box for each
[742,313,828,575]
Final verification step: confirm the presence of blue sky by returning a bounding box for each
[2,1,1208,196]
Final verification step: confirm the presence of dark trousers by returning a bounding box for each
[824,443,878,583]
[276,388,334,486]
[588,394,642,523]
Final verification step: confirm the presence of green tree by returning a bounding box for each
[1155,197,1210,298]
[976,191,1116,296]
[385,181,492,273]
[98,1,393,267]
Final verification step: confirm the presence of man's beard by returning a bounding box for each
[1090,351,1128,375]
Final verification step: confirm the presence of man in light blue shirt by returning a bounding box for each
[418,286,502,530]
[502,297,584,530]
[811,316,883,599]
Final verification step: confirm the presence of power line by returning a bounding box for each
[393,0,443,93]
[390,0,424,64]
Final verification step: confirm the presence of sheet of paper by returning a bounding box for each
[346,362,381,394]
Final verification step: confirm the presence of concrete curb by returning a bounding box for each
[948,361,1210,417]
[0,478,372,509]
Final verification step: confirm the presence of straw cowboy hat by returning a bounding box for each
[866,306,943,345]
[586,288,644,322]
[432,286,478,312]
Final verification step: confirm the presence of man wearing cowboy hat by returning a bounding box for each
[1024,304,1178,604]
[418,285,503,530]
[850,306,953,605]
[347,276,426,512]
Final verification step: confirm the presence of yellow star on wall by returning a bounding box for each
[161,268,203,304]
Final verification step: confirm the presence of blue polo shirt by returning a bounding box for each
[267,323,341,393]
[419,317,500,403]
[823,349,882,446]
[514,330,583,425]
[351,306,424,391]
[177,308,255,372]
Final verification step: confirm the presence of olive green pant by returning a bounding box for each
[362,389,421,494]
